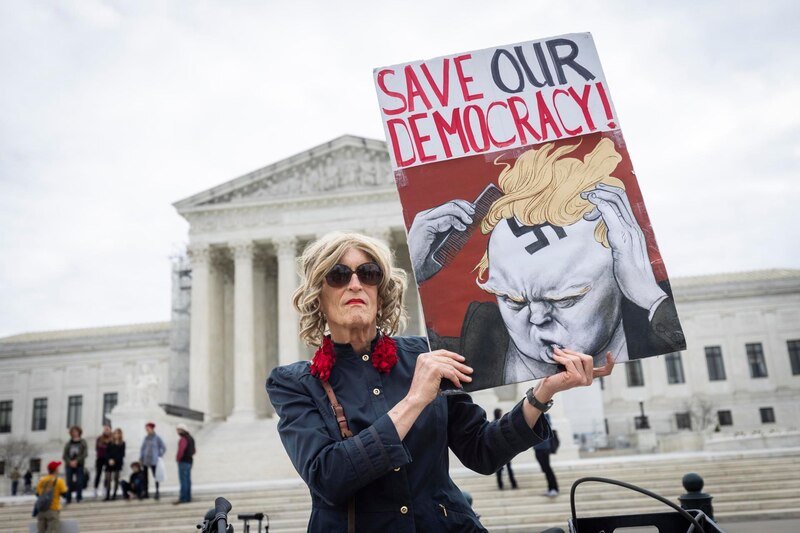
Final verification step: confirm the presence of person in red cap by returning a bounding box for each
[36,460,68,533]
[139,422,166,499]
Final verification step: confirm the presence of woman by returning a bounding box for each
[267,232,613,532]
[104,428,126,500]
[93,425,112,498]
[139,422,166,499]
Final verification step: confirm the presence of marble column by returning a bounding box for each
[763,310,788,388]
[50,367,65,440]
[548,389,582,459]
[89,363,101,434]
[16,370,30,437]
[393,237,425,336]
[230,241,257,421]
[254,258,274,417]
[188,245,214,418]
[276,237,300,365]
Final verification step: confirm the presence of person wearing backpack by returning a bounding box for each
[35,461,68,533]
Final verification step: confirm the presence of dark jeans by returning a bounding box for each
[141,464,159,497]
[178,462,192,502]
[65,464,85,502]
[120,479,145,500]
[495,461,517,489]
[94,457,107,489]
[11,480,18,495]
[535,449,559,492]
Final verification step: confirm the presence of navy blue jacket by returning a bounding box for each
[267,336,551,532]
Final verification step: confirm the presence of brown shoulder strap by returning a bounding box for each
[320,379,356,533]
[348,499,355,533]
[321,380,354,439]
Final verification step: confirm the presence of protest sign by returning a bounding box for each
[374,33,685,391]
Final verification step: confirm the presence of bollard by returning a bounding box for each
[678,472,714,520]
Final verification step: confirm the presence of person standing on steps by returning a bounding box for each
[139,422,166,499]
[10,467,20,496]
[104,428,126,500]
[493,408,518,490]
[24,469,33,494]
[533,414,559,497]
[36,461,68,533]
[62,425,87,503]
[173,423,195,505]
[93,424,112,498]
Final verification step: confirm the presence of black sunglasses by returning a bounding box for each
[325,262,383,288]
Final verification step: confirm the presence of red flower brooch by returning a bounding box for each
[310,334,397,381]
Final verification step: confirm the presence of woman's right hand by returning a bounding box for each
[389,350,473,440]
[406,350,473,407]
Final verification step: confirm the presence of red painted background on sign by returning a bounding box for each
[396,131,668,337]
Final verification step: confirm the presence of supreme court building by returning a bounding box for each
[172,135,427,422]
[1,135,799,481]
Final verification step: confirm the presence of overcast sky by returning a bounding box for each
[1,0,798,337]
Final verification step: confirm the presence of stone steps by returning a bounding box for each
[184,416,800,487]
[1,450,797,532]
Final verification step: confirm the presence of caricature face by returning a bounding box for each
[480,218,623,364]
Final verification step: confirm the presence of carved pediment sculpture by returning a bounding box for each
[200,140,394,206]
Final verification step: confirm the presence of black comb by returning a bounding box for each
[430,183,503,268]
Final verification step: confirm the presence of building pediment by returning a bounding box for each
[174,135,394,211]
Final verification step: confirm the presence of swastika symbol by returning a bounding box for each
[507,218,567,254]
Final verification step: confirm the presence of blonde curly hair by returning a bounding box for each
[292,232,408,347]
[476,138,624,280]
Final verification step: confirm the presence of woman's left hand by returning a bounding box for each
[537,348,615,399]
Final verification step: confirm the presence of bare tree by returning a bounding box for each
[0,438,41,472]
[683,397,716,432]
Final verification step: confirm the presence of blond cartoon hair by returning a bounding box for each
[476,138,624,280]
[293,232,408,347]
